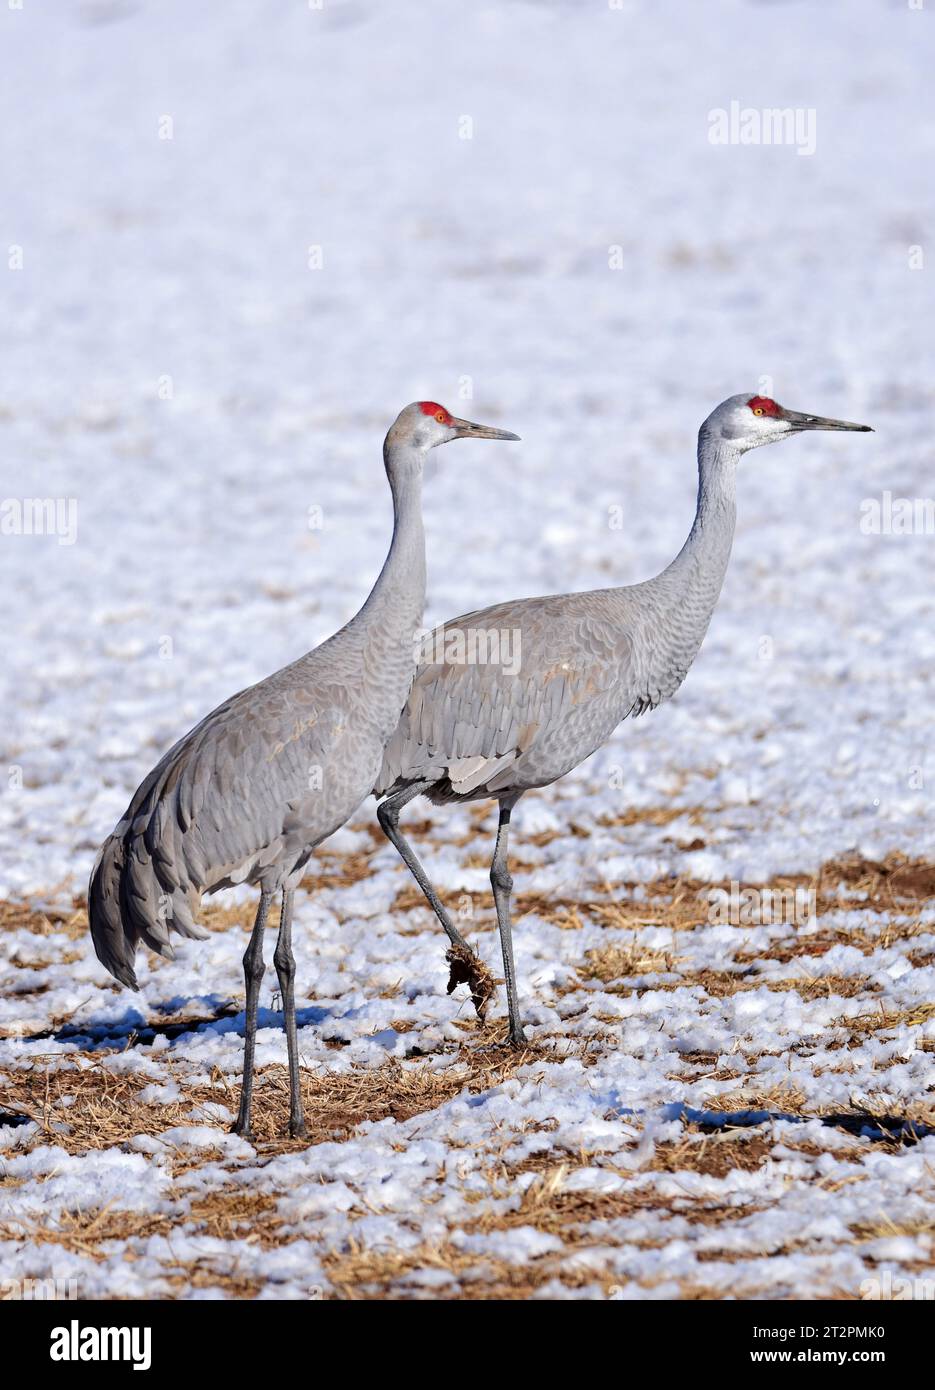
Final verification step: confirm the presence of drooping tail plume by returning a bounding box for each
[88,831,140,989]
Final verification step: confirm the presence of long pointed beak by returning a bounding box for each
[781,408,873,433]
[451,416,520,442]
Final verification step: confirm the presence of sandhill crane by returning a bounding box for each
[375,394,873,1046]
[89,401,520,1137]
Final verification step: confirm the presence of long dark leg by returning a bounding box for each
[233,890,272,1137]
[378,782,470,949]
[377,782,495,1021]
[274,888,306,1139]
[490,796,527,1047]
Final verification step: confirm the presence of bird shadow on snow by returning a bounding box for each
[604,1094,934,1147]
[22,995,334,1052]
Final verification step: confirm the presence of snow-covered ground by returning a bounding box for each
[1,0,933,1300]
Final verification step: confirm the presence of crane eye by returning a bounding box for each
[435,410,447,424]
[752,407,764,416]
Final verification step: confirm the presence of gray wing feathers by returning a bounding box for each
[377,592,632,798]
[88,676,331,987]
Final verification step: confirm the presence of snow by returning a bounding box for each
[1,0,934,1300]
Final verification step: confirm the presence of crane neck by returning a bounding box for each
[664,426,739,590]
[353,443,427,637]
[617,426,739,707]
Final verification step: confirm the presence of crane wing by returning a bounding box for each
[377,591,633,798]
[120,669,344,902]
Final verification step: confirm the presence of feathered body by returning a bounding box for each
[90,431,426,989]
[378,422,736,805]
[374,393,872,1046]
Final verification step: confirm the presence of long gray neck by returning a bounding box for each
[359,451,426,628]
[347,446,427,716]
[625,426,739,704]
[663,426,738,597]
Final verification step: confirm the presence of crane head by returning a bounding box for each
[705,394,873,452]
[386,401,520,459]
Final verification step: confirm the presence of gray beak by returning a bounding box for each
[451,416,521,442]
[781,408,873,433]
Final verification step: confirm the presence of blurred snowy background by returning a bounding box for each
[1,0,934,1303]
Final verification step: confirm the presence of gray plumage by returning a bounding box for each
[90,422,427,991]
[375,394,873,1045]
[88,400,519,1136]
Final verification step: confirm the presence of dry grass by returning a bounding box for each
[0,1186,290,1276]
[0,1055,230,1155]
[646,1130,782,1178]
[469,1167,761,1239]
[0,899,88,941]
[596,806,708,830]
[320,1162,768,1300]
[524,822,595,848]
[232,1045,564,1148]
[194,900,260,935]
[578,940,682,981]
[2,837,933,1302]
[570,961,879,1002]
[687,971,877,1001]
[6,845,932,951]
[380,836,933,935]
[589,893,708,931]
[157,1266,265,1299]
[4,948,83,973]
[321,1236,591,1300]
[1,1207,176,1261]
[850,1214,935,1243]
[1,1036,928,1299]
[831,1000,935,1040]
[736,922,929,966]
[301,850,375,893]
[184,1190,287,1244]
[826,853,935,905]
[18,841,913,964]
[693,1082,811,1117]
[0,1045,559,1158]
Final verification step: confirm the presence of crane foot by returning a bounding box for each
[446,943,496,1021]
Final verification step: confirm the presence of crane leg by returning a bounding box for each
[377,782,496,1022]
[378,782,468,947]
[274,888,306,1139]
[233,889,272,1138]
[490,797,527,1048]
